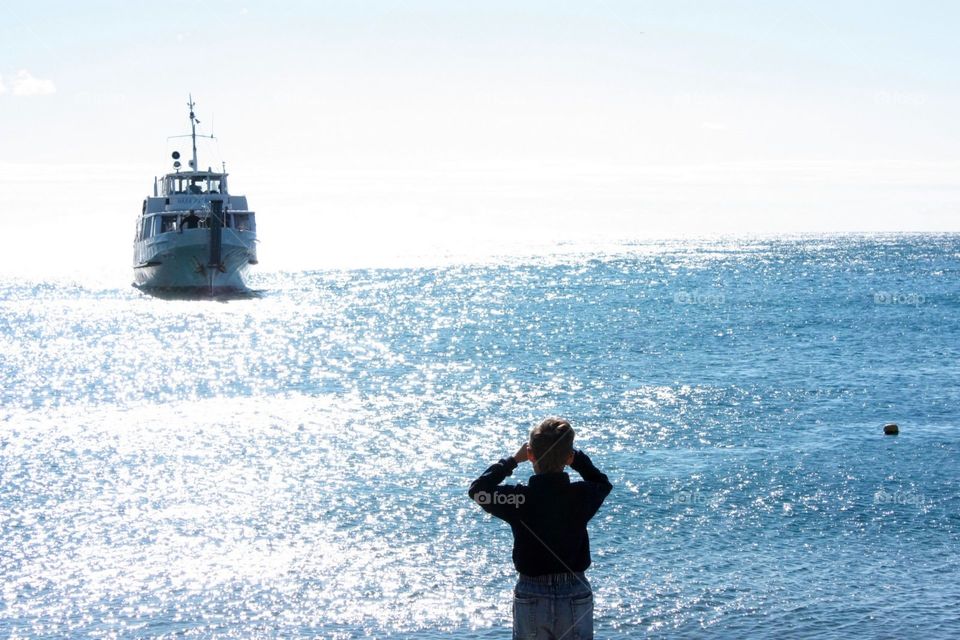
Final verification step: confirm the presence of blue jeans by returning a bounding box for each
[513,572,593,640]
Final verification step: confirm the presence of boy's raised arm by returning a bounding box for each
[570,449,613,517]
[468,444,527,521]
[468,455,517,500]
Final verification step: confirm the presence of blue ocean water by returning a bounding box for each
[1,235,958,638]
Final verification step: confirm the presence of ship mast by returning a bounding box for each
[188,94,200,172]
[168,96,214,173]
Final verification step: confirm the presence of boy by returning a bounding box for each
[469,417,613,640]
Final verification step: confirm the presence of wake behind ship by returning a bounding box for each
[133,96,258,294]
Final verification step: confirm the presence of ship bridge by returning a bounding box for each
[160,171,228,196]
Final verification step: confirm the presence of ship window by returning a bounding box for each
[140,217,153,240]
[208,178,221,193]
[160,215,178,233]
[233,213,252,231]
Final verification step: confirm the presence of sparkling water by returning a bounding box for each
[2,235,958,638]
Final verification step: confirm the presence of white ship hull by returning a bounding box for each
[133,228,256,293]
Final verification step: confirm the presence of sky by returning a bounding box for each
[1,0,958,277]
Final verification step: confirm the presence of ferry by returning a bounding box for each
[133,96,257,294]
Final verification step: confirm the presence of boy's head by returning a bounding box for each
[529,417,575,473]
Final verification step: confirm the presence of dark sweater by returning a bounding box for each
[468,450,612,576]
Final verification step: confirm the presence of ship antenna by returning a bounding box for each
[188,93,200,171]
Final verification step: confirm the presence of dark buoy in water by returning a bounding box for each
[884,423,899,436]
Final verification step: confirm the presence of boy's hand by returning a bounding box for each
[513,442,529,464]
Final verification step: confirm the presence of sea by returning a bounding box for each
[1,234,958,639]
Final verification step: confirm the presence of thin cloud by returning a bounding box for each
[0,75,6,95]
[9,70,56,96]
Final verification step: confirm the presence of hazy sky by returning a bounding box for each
[1,1,958,276]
